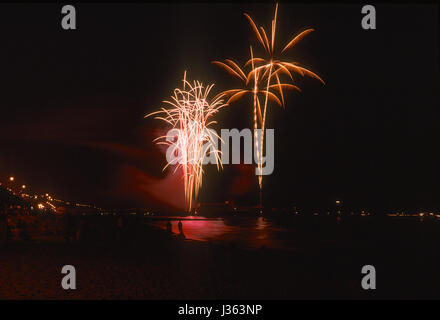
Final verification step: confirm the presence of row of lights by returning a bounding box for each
[5,176,59,213]
[4,176,105,218]
[6,176,26,190]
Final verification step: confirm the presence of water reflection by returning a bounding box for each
[145,215,436,251]
[146,216,292,251]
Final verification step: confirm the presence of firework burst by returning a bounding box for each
[213,3,324,210]
[146,72,226,212]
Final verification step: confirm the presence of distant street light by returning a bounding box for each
[335,200,342,215]
[22,185,26,189]
[9,176,14,182]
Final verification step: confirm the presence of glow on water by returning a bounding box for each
[146,216,294,251]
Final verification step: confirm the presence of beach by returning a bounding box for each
[0,215,439,299]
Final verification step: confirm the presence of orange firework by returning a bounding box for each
[212,47,290,195]
[213,3,325,210]
[146,72,226,212]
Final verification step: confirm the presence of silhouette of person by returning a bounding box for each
[177,220,185,239]
[178,220,183,232]
[166,220,172,234]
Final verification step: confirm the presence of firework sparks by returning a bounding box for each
[212,48,287,194]
[213,3,324,210]
[145,72,226,212]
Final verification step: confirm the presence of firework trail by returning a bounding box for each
[146,72,226,212]
[212,47,288,198]
[213,3,324,210]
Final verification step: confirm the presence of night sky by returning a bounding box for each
[0,3,438,212]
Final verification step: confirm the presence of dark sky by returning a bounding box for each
[0,3,438,212]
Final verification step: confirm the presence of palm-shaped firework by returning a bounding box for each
[146,72,226,212]
[213,3,325,211]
